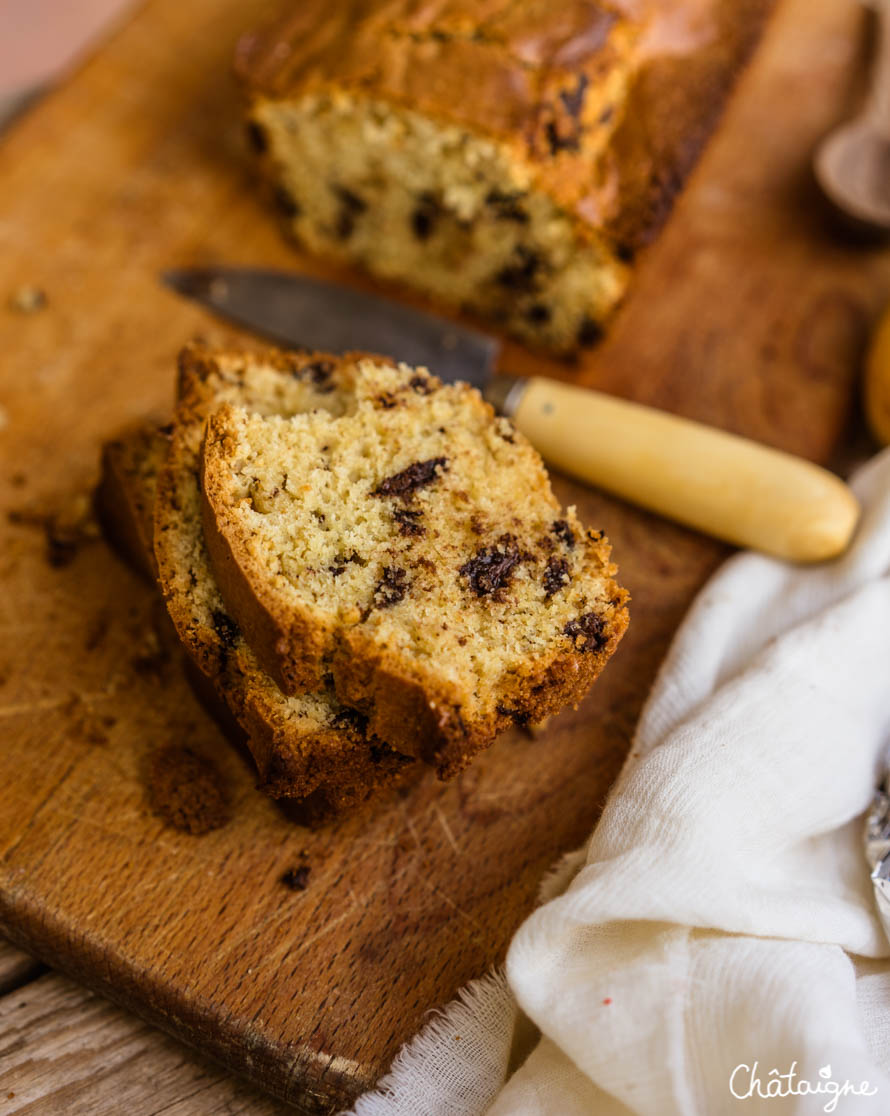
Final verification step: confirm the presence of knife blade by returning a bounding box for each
[161,265,860,562]
[162,267,498,392]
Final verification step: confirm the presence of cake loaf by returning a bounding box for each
[199,355,629,774]
[235,0,774,352]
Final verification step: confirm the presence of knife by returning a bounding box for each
[162,266,859,563]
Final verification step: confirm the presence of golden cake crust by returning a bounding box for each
[235,0,637,215]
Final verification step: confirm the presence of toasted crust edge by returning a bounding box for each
[200,407,331,696]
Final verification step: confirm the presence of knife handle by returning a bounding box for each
[500,376,860,562]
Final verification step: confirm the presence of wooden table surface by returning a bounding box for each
[0,938,292,1114]
[1,0,887,1111]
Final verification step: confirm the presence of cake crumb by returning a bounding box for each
[146,745,230,834]
[7,492,100,568]
[281,864,311,891]
[8,285,47,313]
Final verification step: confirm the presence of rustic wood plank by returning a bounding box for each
[0,972,287,1114]
[0,941,43,998]
[0,0,885,1112]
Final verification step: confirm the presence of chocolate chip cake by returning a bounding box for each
[199,355,628,772]
[235,0,775,351]
[98,419,411,822]
[151,343,414,800]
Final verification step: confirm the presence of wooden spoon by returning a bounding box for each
[816,0,890,231]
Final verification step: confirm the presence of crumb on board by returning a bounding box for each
[7,492,101,568]
[145,745,231,835]
[281,865,311,891]
[8,285,47,313]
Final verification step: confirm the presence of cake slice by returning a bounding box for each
[96,420,171,583]
[98,418,412,821]
[199,356,629,773]
[151,343,414,802]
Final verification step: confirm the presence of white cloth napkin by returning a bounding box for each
[349,448,890,1116]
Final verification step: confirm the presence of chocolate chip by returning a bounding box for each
[496,702,531,728]
[543,556,570,598]
[334,185,367,213]
[577,317,603,347]
[560,74,589,120]
[545,77,589,156]
[246,120,268,154]
[284,357,335,392]
[411,193,440,240]
[329,551,361,577]
[485,189,530,224]
[330,706,370,734]
[616,241,635,263]
[409,374,435,395]
[373,457,449,499]
[545,121,580,155]
[336,211,356,239]
[552,519,576,548]
[563,612,607,653]
[459,535,521,598]
[281,865,310,891]
[587,528,604,542]
[526,303,551,324]
[306,359,335,385]
[373,567,409,608]
[211,609,239,649]
[393,507,425,537]
[375,392,400,409]
[495,247,541,293]
[273,186,300,218]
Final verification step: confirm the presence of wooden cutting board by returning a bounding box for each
[0,0,886,1110]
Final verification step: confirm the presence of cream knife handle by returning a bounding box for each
[504,377,860,562]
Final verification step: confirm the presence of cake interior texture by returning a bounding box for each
[250,92,630,352]
[200,357,629,767]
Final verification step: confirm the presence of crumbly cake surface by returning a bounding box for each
[235,0,775,350]
[151,343,414,800]
[200,356,629,771]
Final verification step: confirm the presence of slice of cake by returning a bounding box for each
[96,421,170,583]
[234,0,774,351]
[199,356,629,774]
[151,343,414,803]
[98,420,412,821]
